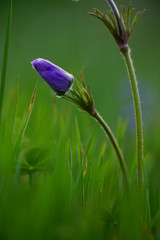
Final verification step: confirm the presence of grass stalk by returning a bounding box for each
[0,0,12,129]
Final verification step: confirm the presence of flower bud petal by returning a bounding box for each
[31,58,74,96]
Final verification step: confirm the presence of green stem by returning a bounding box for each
[93,110,129,191]
[0,0,12,129]
[122,46,143,189]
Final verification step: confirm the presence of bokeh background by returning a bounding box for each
[0,1,160,239]
[0,0,160,183]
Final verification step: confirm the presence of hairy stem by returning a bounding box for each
[92,109,129,191]
[122,46,143,189]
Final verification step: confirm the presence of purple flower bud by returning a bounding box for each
[31,58,74,96]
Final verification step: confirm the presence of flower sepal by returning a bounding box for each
[89,1,145,53]
[64,69,96,116]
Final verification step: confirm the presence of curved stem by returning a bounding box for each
[107,0,123,36]
[122,46,143,189]
[92,109,129,191]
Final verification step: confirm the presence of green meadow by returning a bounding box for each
[0,0,160,239]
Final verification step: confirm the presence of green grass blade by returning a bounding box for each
[12,83,38,160]
[117,118,127,148]
[86,124,98,155]
[67,137,73,204]
[98,140,107,166]
[22,83,37,136]
[75,118,85,205]
[11,80,20,143]
[0,0,12,126]
[75,118,82,168]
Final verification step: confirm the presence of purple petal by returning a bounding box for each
[32,58,74,96]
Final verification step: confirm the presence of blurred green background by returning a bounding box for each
[0,0,160,167]
[0,0,160,239]
[0,0,159,123]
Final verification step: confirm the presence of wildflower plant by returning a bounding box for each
[89,0,145,190]
[32,0,145,193]
[1,0,159,239]
[32,59,129,190]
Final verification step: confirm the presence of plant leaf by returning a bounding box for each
[0,0,12,125]
[131,10,145,33]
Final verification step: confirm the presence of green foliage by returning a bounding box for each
[0,1,159,240]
